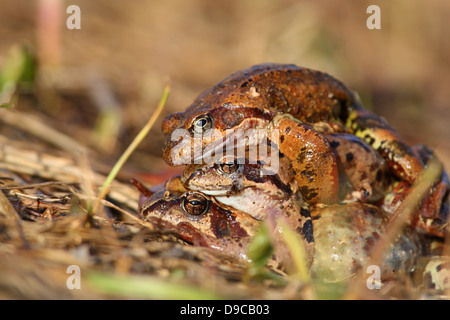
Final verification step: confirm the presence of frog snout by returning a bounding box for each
[162,112,184,136]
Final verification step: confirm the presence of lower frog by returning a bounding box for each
[182,132,391,209]
[135,175,313,268]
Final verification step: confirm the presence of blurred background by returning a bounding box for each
[1,0,449,181]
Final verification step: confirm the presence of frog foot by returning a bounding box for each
[412,145,449,237]
[268,113,339,205]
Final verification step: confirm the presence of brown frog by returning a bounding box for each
[181,152,301,220]
[161,63,425,205]
[182,133,391,206]
[135,176,313,267]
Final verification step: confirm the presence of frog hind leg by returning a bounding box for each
[346,109,424,183]
[269,114,339,205]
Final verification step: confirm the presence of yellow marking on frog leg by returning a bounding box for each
[346,110,424,183]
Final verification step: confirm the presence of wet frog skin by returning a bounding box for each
[137,176,260,261]
[135,178,443,287]
[309,202,436,283]
[162,63,426,204]
[379,144,449,238]
[326,132,391,202]
[181,153,300,220]
[182,132,390,206]
[162,63,358,166]
[136,175,314,268]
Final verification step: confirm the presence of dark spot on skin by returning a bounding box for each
[364,135,375,146]
[301,169,317,182]
[240,81,249,88]
[297,147,307,164]
[208,204,249,239]
[363,231,381,253]
[346,152,354,162]
[214,219,230,238]
[285,127,291,134]
[299,186,318,201]
[302,220,314,243]
[300,207,311,218]
[376,169,383,182]
[436,263,443,272]
[364,236,375,251]
[360,172,367,180]
[362,188,370,198]
[280,135,284,143]
[370,162,379,171]
[330,140,340,148]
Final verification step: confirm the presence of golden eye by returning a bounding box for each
[192,114,213,134]
[182,193,210,215]
[218,160,240,174]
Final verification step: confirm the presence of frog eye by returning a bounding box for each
[192,114,213,134]
[218,160,241,174]
[182,193,210,215]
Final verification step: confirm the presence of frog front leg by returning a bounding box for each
[346,109,424,183]
[267,113,339,205]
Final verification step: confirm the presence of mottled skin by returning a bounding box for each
[137,176,314,266]
[161,63,448,233]
[181,154,315,266]
[135,178,442,285]
[379,145,449,237]
[181,153,299,220]
[138,176,259,261]
[309,203,434,283]
[182,133,390,205]
[326,132,391,202]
